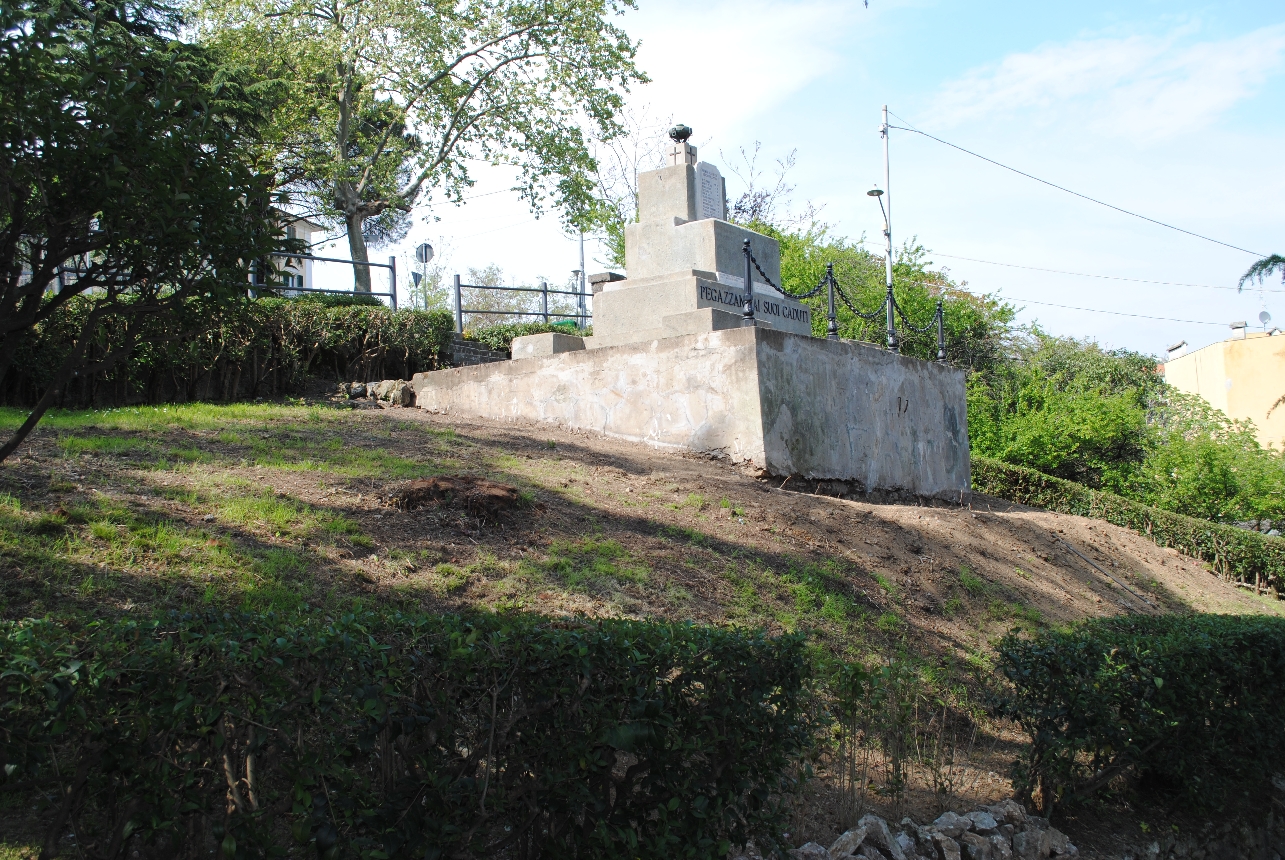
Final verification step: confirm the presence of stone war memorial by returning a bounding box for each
[412,128,970,502]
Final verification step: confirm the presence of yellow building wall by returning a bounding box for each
[1162,332,1285,450]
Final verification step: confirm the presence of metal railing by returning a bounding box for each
[452,275,590,334]
[265,252,397,309]
[739,239,947,361]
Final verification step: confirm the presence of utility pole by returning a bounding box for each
[577,231,587,330]
[881,105,898,352]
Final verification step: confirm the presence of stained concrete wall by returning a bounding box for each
[753,330,969,498]
[414,329,769,464]
[412,327,970,501]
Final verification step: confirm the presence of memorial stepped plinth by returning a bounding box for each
[412,134,970,501]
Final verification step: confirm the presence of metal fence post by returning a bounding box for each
[388,256,397,310]
[741,239,756,326]
[826,262,838,340]
[936,300,946,361]
[454,274,463,333]
[541,281,549,324]
[885,281,899,352]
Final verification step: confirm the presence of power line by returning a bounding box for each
[884,112,1266,258]
[455,217,538,239]
[419,188,512,210]
[933,253,1285,294]
[1003,295,1227,326]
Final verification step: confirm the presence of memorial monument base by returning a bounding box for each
[412,326,970,502]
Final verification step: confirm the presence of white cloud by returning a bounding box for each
[931,24,1285,142]
[627,0,853,136]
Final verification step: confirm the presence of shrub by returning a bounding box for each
[0,610,811,858]
[464,321,591,355]
[2,297,455,408]
[998,614,1285,814]
[972,456,1285,595]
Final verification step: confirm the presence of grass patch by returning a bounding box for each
[719,497,745,517]
[537,538,649,590]
[58,434,154,457]
[876,611,904,633]
[871,571,899,597]
[669,493,706,512]
[959,566,989,595]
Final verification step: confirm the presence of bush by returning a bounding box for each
[998,614,1285,814]
[464,320,591,355]
[972,456,1285,595]
[0,610,811,858]
[2,297,455,408]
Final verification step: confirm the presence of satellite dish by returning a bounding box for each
[1261,310,1272,325]
[415,242,434,264]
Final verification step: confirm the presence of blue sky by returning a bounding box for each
[316,0,1285,357]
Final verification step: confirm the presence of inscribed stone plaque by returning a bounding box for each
[696,162,726,221]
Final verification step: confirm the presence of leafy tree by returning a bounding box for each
[0,0,281,461]
[968,334,1285,525]
[196,0,645,291]
[766,224,1016,371]
[967,333,1161,492]
[1140,390,1285,524]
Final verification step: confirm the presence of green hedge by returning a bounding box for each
[998,614,1285,814]
[0,610,811,859]
[464,321,590,354]
[3,297,455,408]
[972,456,1285,596]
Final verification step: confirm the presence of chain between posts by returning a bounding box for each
[739,240,947,361]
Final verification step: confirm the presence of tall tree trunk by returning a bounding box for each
[346,212,373,293]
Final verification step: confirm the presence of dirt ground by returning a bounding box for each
[1,398,1279,858]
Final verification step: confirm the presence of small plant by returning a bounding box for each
[670,493,706,512]
[958,566,987,595]
[876,612,903,633]
[871,572,898,596]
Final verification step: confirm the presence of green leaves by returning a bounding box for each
[0,609,810,858]
[1,0,283,457]
[999,614,1285,814]
[195,0,645,286]
[7,297,456,407]
[966,335,1285,527]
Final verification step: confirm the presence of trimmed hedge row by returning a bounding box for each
[998,614,1285,814]
[0,610,811,859]
[972,456,1285,596]
[464,320,589,355]
[2,297,455,409]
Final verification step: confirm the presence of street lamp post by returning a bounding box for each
[868,186,897,352]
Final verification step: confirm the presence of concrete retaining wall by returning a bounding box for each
[412,327,969,501]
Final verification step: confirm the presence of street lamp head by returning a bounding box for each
[867,188,884,197]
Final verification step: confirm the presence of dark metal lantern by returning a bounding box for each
[668,124,693,143]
